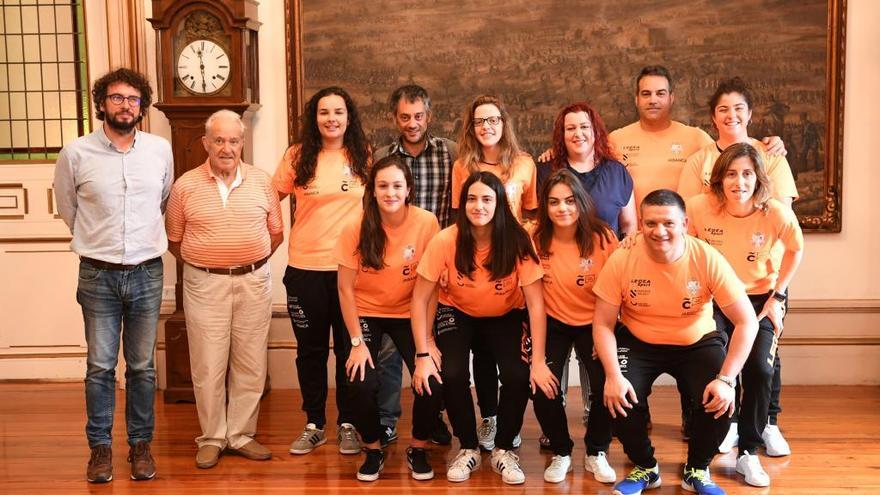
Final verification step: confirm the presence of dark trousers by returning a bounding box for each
[345,317,443,444]
[435,304,530,450]
[283,266,352,429]
[714,293,778,454]
[472,336,499,418]
[612,327,730,470]
[532,316,613,456]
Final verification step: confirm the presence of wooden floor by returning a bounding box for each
[1,383,878,494]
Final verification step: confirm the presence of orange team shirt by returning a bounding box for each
[537,230,619,326]
[450,154,538,221]
[609,121,712,210]
[593,235,745,346]
[165,162,284,268]
[686,194,804,294]
[417,225,544,317]
[334,207,440,318]
[273,145,366,270]
[677,138,799,202]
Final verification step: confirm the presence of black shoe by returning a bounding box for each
[380,425,398,448]
[430,414,452,445]
[539,435,552,450]
[356,449,384,482]
[406,447,434,480]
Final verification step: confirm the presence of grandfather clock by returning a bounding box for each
[149,0,261,402]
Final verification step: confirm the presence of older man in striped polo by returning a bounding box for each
[165,109,284,469]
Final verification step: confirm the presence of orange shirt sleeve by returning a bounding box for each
[164,181,186,243]
[775,203,804,252]
[678,150,707,201]
[333,217,361,270]
[592,248,626,307]
[451,159,467,209]
[272,146,298,194]
[521,155,538,211]
[517,254,544,287]
[704,247,746,308]
[416,229,451,283]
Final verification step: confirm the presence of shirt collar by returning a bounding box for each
[204,160,247,181]
[391,134,440,157]
[96,124,141,151]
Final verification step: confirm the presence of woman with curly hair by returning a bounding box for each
[273,87,371,457]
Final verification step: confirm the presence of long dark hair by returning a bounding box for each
[534,169,613,258]
[549,102,614,172]
[357,156,415,270]
[454,171,538,280]
[293,87,369,187]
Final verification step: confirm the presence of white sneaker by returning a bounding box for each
[718,422,739,454]
[491,448,525,485]
[543,455,572,483]
[512,433,522,449]
[478,416,497,451]
[585,451,617,483]
[446,448,481,482]
[736,451,770,487]
[762,424,791,457]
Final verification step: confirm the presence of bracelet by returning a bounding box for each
[416,352,430,358]
[715,374,736,388]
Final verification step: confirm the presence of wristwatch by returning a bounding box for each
[350,336,363,347]
[715,374,736,388]
[770,290,787,302]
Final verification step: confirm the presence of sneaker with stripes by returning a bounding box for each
[289,423,327,454]
[446,448,481,482]
[490,448,525,485]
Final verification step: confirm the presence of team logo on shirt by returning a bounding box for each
[576,258,594,287]
[579,258,593,272]
[670,143,683,155]
[750,232,766,249]
[505,182,519,199]
[628,278,652,306]
[341,163,361,192]
[403,245,416,262]
[681,279,702,311]
[342,165,352,177]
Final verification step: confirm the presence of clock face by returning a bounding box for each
[176,39,231,95]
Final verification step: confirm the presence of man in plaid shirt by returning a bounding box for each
[372,84,456,445]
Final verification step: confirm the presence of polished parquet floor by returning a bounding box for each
[0,383,878,494]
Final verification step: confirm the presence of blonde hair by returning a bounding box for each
[456,95,521,181]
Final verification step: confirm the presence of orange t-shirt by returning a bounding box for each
[537,230,619,326]
[417,225,544,317]
[677,139,799,202]
[165,162,284,268]
[593,235,745,346]
[273,145,366,270]
[610,121,713,210]
[686,194,803,294]
[334,207,440,318]
[450,154,538,221]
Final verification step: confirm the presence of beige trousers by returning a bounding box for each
[183,262,271,449]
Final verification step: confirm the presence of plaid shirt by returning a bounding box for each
[374,135,457,227]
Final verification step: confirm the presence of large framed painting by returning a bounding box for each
[285,0,846,232]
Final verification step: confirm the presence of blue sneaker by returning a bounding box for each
[612,464,661,495]
[681,466,726,495]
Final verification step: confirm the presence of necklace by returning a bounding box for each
[480,160,499,166]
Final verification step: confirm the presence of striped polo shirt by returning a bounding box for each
[165,161,284,268]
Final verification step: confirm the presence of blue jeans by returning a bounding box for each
[377,333,403,428]
[76,258,163,448]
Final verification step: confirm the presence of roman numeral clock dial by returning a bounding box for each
[176,39,231,95]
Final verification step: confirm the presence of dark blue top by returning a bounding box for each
[537,158,633,237]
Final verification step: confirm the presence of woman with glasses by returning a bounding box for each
[411,171,550,485]
[686,142,804,488]
[449,95,538,451]
[273,87,370,457]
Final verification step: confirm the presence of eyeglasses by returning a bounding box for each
[472,116,503,127]
[107,94,142,106]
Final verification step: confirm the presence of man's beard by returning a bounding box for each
[105,111,142,132]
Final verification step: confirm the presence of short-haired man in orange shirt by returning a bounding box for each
[592,189,758,495]
[165,110,284,470]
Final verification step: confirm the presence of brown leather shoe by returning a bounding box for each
[87,445,113,483]
[228,439,272,460]
[127,441,156,480]
[196,445,222,469]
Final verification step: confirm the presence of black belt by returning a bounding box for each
[80,256,160,271]
[189,257,269,275]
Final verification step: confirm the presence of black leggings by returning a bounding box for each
[435,304,530,450]
[532,316,613,456]
[345,317,443,445]
[472,335,499,418]
[612,327,730,470]
[283,267,352,429]
[714,293,778,454]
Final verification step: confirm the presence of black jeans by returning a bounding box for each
[612,327,730,470]
[714,293,778,454]
[345,317,443,444]
[434,304,530,450]
[283,266,352,429]
[472,335,499,418]
[532,316,613,456]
